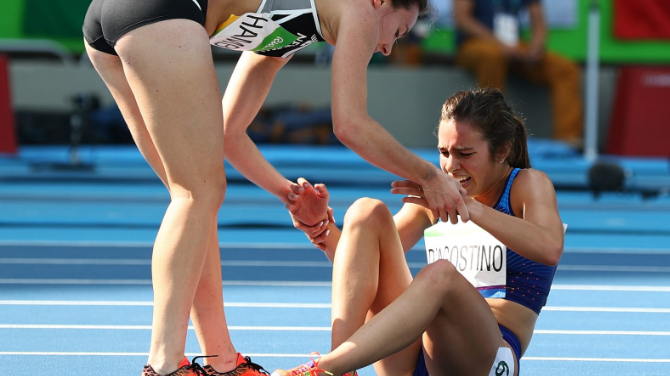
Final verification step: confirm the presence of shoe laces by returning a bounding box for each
[243,356,270,376]
[191,355,218,376]
[285,353,333,376]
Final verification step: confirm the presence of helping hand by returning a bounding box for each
[287,206,335,251]
[391,171,469,224]
[286,177,331,227]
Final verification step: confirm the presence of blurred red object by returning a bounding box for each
[614,0,670,40]
[0,55,17,155]
[608,66,670,157]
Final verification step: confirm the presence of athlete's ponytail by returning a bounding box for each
[510,114,531,169]
[439,88,531,169]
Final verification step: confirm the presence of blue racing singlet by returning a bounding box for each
[493,168,557,314]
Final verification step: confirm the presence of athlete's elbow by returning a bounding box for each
[332,111,367,146]
[543,243,564,266]
[332,119,355,146]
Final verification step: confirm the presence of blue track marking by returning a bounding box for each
[2,145,670,376]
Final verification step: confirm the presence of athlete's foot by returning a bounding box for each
[203,353,270,376]
[142,356,210,376]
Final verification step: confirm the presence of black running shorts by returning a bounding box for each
[83,0,208,55]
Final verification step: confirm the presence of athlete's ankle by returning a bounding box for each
[147,355,184,375]
[205,351,238,373]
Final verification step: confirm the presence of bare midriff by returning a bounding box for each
[486,298,539,357]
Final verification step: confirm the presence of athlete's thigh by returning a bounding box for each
[84,43,168,184]
[114,19,224,188]
[422,274,504,376]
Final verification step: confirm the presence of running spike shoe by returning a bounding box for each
[271,353,333,376]
[142,356,211,376]
[203,353,270,376]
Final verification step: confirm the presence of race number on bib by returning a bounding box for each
[424,221,507,298]
[210,13,302,53]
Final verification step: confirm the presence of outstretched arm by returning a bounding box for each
[223,52,296,204]
[330,9,469,224]
[223,52,329,225]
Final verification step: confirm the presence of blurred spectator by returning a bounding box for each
[247,104,339,145]
[453,0,583,148]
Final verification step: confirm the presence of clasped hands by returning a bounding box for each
[287,173,471,250]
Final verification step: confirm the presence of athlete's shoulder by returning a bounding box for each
[336,0,377,26]
[511,168,557,200]
[513,168,552,187]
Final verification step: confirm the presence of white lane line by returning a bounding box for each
[558,265,670,273]
[543,306,670,313]
[1,325,668,336]
[0,279,334,286]
[0,279,153,285]
[0,300,331,308]
[1,279,669,290]
[552,285,670,292]
[0,258,332,267]
[0,324,330,331]
[2,258,670,273]
[523,357,670,363]
[0,241,315,249]
[0,352,304,357]
[1,301,668,313]
[0,352,668,363]
[533,330,670,336]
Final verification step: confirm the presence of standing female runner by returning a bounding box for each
[82,0,467,375]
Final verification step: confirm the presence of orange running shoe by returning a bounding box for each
[271,353,333,376]
[202,353,270,376]
[142,356,210,376]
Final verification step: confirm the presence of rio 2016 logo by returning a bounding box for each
[264,36,284,49]
[495,361,509,376]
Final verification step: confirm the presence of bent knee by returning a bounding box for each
[343,198,392,228]
[415,260,460,294]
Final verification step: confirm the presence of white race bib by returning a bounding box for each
[210,13,309,53]
[493,13,519,47]
[424,221,507,298]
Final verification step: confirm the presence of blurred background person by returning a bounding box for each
[453,0,584,149]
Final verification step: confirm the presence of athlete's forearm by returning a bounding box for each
[333,115,439,186]
[225,131,293,204]
[223,52,293,203]
[321,222,341,263]
[469,203,563,266]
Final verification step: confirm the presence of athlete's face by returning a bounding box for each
[375,2,419,56]
[437,119,508,202]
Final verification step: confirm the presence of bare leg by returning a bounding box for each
[85,41,237,372]
[96,19,227,374]
[319,260,505,376]
[330,198,420,376]
[191,226,239,371]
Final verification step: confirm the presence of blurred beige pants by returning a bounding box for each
[456,38,583,141]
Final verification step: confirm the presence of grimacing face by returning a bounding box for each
[375,2,419,55]
[438,119,505,201]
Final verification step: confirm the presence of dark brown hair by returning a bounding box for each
[391,0,430,15]
[439,88,531,169]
